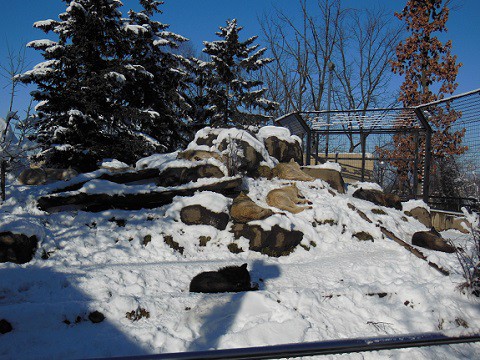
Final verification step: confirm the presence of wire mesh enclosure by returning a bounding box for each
[275,89,480,212]
[417,89,480,211]
[276,108,433,202]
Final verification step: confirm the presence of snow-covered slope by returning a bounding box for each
[0,170,479,359]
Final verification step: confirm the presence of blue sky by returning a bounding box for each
[0,0,479,117]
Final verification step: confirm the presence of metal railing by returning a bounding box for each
[86,331,480,360]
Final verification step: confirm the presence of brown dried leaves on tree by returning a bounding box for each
[379,0,466,193]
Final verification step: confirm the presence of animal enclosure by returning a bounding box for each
[276,89,480,212]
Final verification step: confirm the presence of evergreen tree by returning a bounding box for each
[184,56,214,132]
[200,19,277,128]
[20,0,188,170]
[379,0,465,195]
[124,0,190,151]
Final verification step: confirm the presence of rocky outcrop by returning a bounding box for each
[263,136,302,164]
[218,138,265,176]
[230,193,273,223]
[180,205,230,230]
[353,188,402,210]
[405,207,432,228]
[187,128,275,177]
[38,177,242,213]
[301,167,345,193]
[231,224,303,257]
[157,164,224,187]
[412,230,456,253]
[177,150,225,163]
[0,232,38,264]
[353,231,374,242]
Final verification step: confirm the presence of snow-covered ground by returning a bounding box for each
[1,170,479,360]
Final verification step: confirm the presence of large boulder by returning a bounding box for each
[180,205,230,230]
[157,164,225,187]
[218,137,265,176]
[352,188,402,210]
[301,167,345,193]
[263,136,302,164]
[412,231,455,253]
[177,150,225,164]
[186,128,276,177]
[0,232,38,264]
[405,207,432,228]
[230,193,274,223]
[231,224,303,257]
[256,126,303,164]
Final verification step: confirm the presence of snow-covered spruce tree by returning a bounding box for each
[183,56,214,132]
[200,19,277,128]
[20,0,188,171]
[124,0,190,151]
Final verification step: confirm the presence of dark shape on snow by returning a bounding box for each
[353,188,402,210]
[0,232,38,264]
[190,263,258,293]
[0,319,13,334]
[231,224,303,257]
[180,205,230,230]
[412,230,456,253]
[353,231,374,242]
[88,311,105,324]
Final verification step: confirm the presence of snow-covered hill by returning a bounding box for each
[1,139,479,359]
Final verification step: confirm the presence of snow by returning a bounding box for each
[22,60,59,77]
[165,191,232,218]
[105,71,127,83]
[33,19,56,28]
[403,199,431,213]
[100,159,130,170]
[135,151,227,176]
[124,24,148,35]
[256,126,300,145]
[26,39,57,48]
[187,127,277,168]
[35,100,48,112]
[1,139,480,359]
[135,152,179,170]
[306,161,343,172]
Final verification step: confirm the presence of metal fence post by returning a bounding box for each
[412,131,420,199]
[361,133,366,182]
